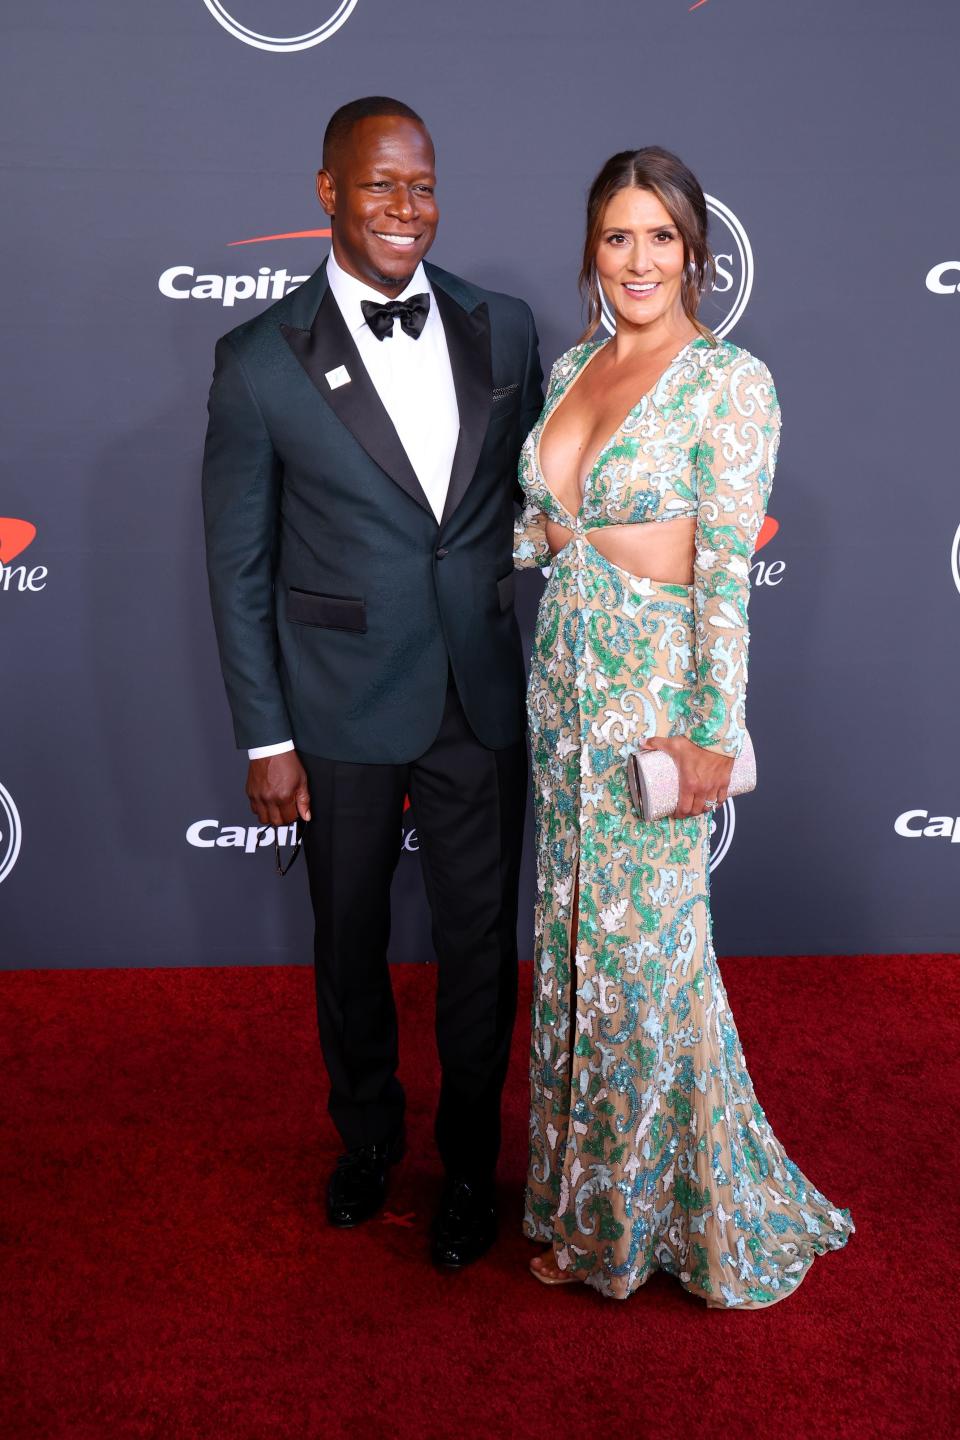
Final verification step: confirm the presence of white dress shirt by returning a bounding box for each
[248,250,461,760]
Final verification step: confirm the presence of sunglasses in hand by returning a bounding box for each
[255,818,304,877]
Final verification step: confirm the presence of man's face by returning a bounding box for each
[317,116,439,297]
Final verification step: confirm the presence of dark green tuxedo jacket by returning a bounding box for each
[201,259,542,762]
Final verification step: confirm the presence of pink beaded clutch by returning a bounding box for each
[627,732,756,822]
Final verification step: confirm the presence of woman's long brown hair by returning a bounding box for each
[578,146,717,344]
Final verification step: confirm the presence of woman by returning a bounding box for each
[514,147,853,1304]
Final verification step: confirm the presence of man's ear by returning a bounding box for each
[316,169,336,218]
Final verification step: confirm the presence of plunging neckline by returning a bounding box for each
[534,335,705,526]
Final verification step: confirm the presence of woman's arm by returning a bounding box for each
[513,354,563,570]
[644,350,780,816]
[513,497,553,569]
[687,351,781,757]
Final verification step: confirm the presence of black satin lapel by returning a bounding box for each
[433,289,492,527]
[281,289,431,515]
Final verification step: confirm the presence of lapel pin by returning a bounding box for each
[325,365,351,390]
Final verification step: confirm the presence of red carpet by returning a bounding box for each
[1,956,955,1439]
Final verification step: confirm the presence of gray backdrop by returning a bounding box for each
[2,0,958,967]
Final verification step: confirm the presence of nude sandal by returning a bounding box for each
[529,1254,580,1286]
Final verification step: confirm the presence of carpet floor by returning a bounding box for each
[1,956,956,1440]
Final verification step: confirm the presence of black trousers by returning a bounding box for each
[300,677,526,1182]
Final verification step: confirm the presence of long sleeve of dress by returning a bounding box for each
[513,356,560,569]
[687,352,781,757]
[513,497,553,568]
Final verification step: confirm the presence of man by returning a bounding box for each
[201,97,542,1267]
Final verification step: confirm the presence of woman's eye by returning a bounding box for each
[655,231,675,242]
[607,234,627,245]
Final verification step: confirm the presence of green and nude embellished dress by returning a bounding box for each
[513,335,853,1305]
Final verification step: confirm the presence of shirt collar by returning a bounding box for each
[325,248,432,336]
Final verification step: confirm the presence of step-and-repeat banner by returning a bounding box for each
[2,1,957,966]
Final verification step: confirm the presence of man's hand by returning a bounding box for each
[246,752,312,828]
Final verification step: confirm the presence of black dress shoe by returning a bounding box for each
[325,1131,405,1228]
[430,1177,497,1268]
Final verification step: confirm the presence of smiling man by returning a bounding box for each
[201,98,542,1268]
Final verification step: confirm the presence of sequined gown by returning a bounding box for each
[514,336,853,1304]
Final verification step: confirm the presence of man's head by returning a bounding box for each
[317,97,438,298]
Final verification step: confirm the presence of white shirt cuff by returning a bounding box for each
[248,740,295,759]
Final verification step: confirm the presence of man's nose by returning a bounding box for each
[387,187,418,220]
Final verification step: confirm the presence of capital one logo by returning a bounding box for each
[0,782,22,885]
[1,518,48,593]
[752,515,784,588]
[401,794,419,853]
[895,810,960,844]
[925,262,960,294]
[159,227,330,308]
[188,804,419,854]
[601,195,753,340]
[202,1,359,52]
[187,818,300,852]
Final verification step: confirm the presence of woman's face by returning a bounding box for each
[594,186,688,334]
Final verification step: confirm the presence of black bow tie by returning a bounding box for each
[360,293,430,341]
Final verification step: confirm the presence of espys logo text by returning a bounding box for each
[925,262,960,294]
[159,227,330,308]
[895,810,960,844]
[0,782,22,885]
[202,1,358,52]
[0,518,47,593]
[601,195,753,340]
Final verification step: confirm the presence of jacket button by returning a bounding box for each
[436,547,449,560]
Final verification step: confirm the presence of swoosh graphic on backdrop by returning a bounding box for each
[0,518,37,564]
[755,516,779,552]
[228,229,332,246]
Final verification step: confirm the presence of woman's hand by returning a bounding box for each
[643,736,734,819]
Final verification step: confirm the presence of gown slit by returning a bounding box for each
[563,865,580,1158]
